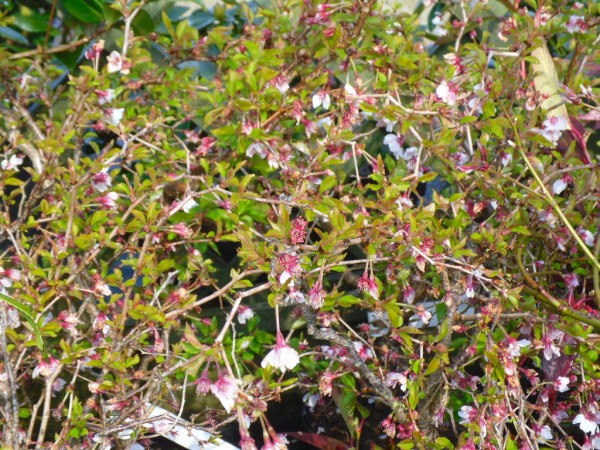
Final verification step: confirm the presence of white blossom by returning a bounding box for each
[261,332,300,372]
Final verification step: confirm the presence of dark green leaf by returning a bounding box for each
[63,0,104,23]
[0,27,29,45]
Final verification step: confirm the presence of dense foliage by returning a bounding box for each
[0,0,599,449]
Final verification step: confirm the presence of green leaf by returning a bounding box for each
[63,0,104,23]
[511,226,531,236]
[435,437,454,449]
[14,9,50,33]
[132,9,155,35]
[162,10,175,38]
[506,438,517,450]
[0,292,43,350]
[0,27,29,45]
[319,175,338,193]
[425,357,441,375]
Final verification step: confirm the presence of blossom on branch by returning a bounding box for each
[261,332,300,372]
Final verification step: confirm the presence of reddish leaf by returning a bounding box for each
[286,432,350,450]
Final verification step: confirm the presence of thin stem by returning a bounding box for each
[507,122,600,272]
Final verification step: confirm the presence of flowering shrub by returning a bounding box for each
[0,0,599,449]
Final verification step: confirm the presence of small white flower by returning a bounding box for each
[237,305,254,324]
[553,178,567,195]
[579,229,595,247]
[32,357,60,379]
[117,429,134,440]
[383,134,403,159]
[261,332,300,372]
[458,405,477,425]
[541,424,553,441]
[344,84,357,97]
[1,155,24,171]
[181,197,198,213]
[303,393,320,409]
[501,152,513,167]
[312,91,331,110]
[210,375,239,413]
[380,116,395,132]
[106,51,124,73]
[273,75,290,94]
[385,372,407,391]
[574,412,600,435]
[279,271,292,286]
[246,142,267,159]
[436,80,459,105]
[554,376,569,393]
[106,108,124,126]
[535,115,569,147]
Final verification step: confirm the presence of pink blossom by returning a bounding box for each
[272,74,289,94]
[32,357,60,379]
[308,281,326,309]
[240,434,258,450]
[278,253,302,282]
[284,286,305,304]
[505,337,530,358]
[357,272,379,300]
[106,50,130,74]
[237,305,254,324]
[95,89,115,105]
[85,40,104,62]
[563,273,579,291]
[344,83,357,97]
[396,193,413,211]
[415,305,432,325]
[319,372,336,396]
[554,376,569,393]
[501,152,513,167]
[261,332,300,372]
[458,405,477,425]
[93,312,110,334]
[196,136,216,156]
[573,406,600,434]
[290,217,307,245]
[172,222,192,239]
[566,15,587,33]
[535,115,569,146]
[97,192,119,209]
[52,378,66,395]
[542,328,564,360]
[1,154,23,171]
[195,368,211,395]
[385,371,407,391]
[451,152,470,166]
[465,275,475,298]
[91,169,112,192]
[352,341,373,360]
[210,375,239,413]
[58,311,79,336]
[436,80,459,105]
[579,228,595,247]
[381,416,396,438]
[459,439,476,450]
